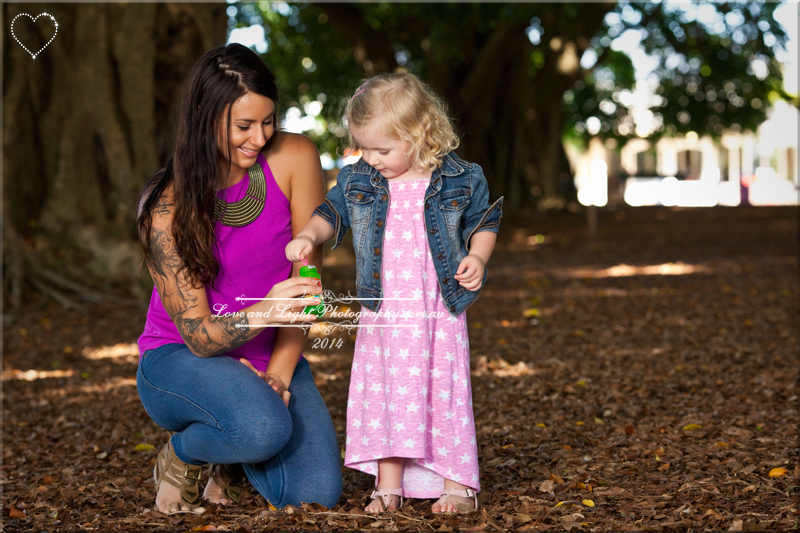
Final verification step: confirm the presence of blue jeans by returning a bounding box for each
[137,343,342,508]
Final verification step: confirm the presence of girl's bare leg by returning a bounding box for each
[365,457,404,513]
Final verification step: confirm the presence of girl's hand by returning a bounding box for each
[454,254,486,291]
[264,276,321,323]
[239,359,291,406]
[285,236,315,263]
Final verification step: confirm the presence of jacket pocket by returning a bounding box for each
[345,185,376,224]
[437,190,471,230]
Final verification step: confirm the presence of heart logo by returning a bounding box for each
[10,12,59,59]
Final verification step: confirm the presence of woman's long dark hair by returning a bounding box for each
[137,43,278,287]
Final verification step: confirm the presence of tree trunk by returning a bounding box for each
[2,3,227,313]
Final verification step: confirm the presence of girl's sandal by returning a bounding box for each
[204,463,247,504]
[433,487,478,514]
[153,438,206,515]
[367,488,403,513]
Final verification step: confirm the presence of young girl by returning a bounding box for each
[286,72,502,514]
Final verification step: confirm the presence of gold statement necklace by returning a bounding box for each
[214,162,266,227]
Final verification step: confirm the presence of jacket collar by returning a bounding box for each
[350,151,468,186]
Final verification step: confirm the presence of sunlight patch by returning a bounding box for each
[560,262,710,279]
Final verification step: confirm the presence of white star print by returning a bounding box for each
[413,248,423,259]
[393,421,406,431]
[393,249,403,260]
[352,361,359,372]
[406,402,419,413]
[444,352,455,363]
[400,269,413,281]
[460,453,472,464]
[411,327,422,339]
[362,399,370,409]
[361,436,369,445]
[452,371,460,383]
[436,446,449,457]
[445,410,454,420]
[403,438,415,448]
[398,348,410,359]
[353,418,362,429]
[346,436,352,445]
[453,436,462,446]
[370,383,383,393]
[403,200,411,209]
[418,422,426,432]
[384,347,391,358]
[348,399,354,408]
[431,367,442,378]
[391,327,401,339]
[356,381,365,392]
[381,437,389,445]
[438,389,451,400]
[431,427,442,437]
[388,402,397,412]
[384,269,394,281]
[409,365,421,376]
[397,385,409,396]
[412,288,423,300]
[436,329,447,341]
[388,365,398,376]
[384,229,394,240]
[368,419,382,430]
[421,386,428,396]
[364,362,373,373]
[402,230,413,241]
[461,416,471,426]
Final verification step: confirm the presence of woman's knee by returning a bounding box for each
[226,407,293,462]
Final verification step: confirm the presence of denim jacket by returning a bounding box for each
[314,152,503,316]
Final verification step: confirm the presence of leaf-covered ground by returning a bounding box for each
[3,206,798,531]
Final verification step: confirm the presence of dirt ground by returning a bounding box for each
[2,205,798,531]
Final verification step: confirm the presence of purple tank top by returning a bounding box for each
[138,153,293,371]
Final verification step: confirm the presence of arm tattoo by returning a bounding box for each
[148,202,256,357]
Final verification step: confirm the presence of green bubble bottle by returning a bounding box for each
[299,265,325,317]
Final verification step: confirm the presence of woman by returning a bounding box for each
[136,43,341,515]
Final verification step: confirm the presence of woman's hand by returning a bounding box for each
[239,359,291,406]
[454,254,486,291]
[262,276,322,323]
[285,235,315,263]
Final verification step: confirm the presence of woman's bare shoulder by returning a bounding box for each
[267,131,319,162]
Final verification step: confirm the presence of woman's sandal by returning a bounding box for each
[153,438,205,515]
[433,487,478,514]
[203,463,247,504]
[367,488,403,513]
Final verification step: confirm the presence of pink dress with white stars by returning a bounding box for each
[344,179,480,498]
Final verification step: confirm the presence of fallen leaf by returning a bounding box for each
[769,467,788,477]
[539,480,555,493]
[512,513,533,525]
[682,423,702,431]
[134,443,155,452]
[9,508,26,518]
[581,499,595,507]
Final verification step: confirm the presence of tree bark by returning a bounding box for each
[2,3,227,311]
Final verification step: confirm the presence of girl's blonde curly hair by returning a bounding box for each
[345,72,459,171]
